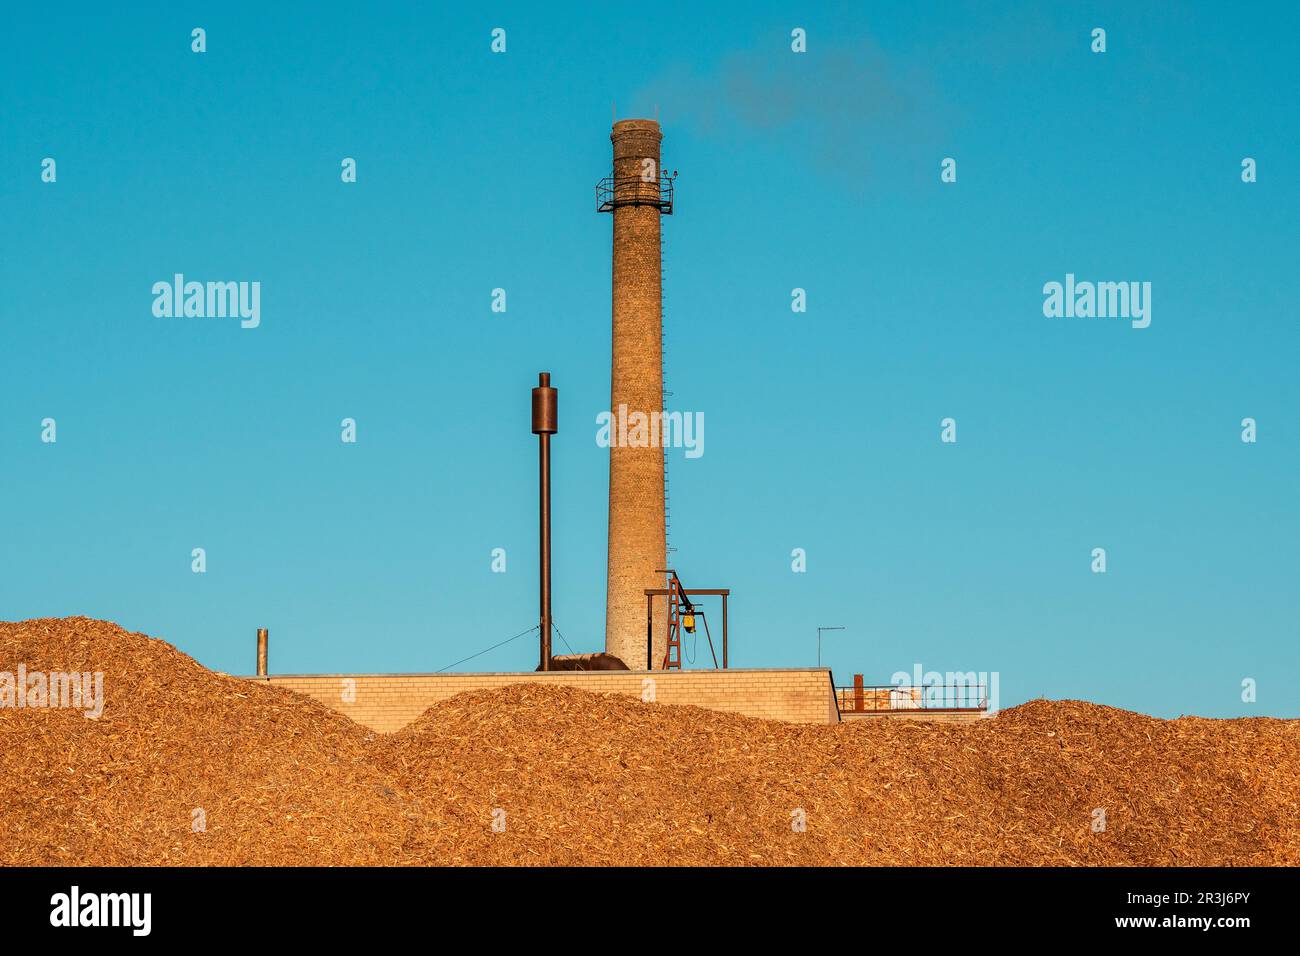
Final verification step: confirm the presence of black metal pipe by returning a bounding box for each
[531,373,558,671]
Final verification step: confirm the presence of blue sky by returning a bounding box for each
[2,2,1296,717]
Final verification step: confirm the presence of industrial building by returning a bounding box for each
[243,120,988,729]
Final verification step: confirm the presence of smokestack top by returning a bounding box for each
[611,119,663,166]
[611,117,661,136]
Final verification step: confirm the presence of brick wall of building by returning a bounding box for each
[244,668,840,733]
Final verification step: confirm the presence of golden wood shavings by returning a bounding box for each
[2,617,1296,866]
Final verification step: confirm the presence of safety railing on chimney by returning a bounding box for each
[596,174,674,214]
[835,683,989,714]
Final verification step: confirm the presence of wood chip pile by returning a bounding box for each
[2,618,1296,866]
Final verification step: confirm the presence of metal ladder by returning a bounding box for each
[661,230,675,558]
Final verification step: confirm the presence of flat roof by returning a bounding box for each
[240,667,833,679]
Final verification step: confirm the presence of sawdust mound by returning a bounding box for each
[373,685,1300,866]
[3,618,1297,866]
[0,618,405,865]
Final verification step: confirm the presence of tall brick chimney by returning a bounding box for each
[599,119,671,669]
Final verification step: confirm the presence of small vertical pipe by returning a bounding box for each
[256,628,268,677]
[532,373,558,671]
[854,673,864,713]
[646,593,653,670]
[721,594,728,669]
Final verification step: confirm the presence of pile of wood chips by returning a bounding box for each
[2,618,1296,866]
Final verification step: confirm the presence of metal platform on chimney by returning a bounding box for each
[596,174,675,214]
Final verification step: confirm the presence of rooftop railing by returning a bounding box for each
[835,683,989,714]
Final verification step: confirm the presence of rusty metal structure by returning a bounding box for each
[644,570,730,671]
[255,627,268,676]
[531,372,558,671]
[598,118,676,669]
[530,372,629,673]
[661,570,697,669]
